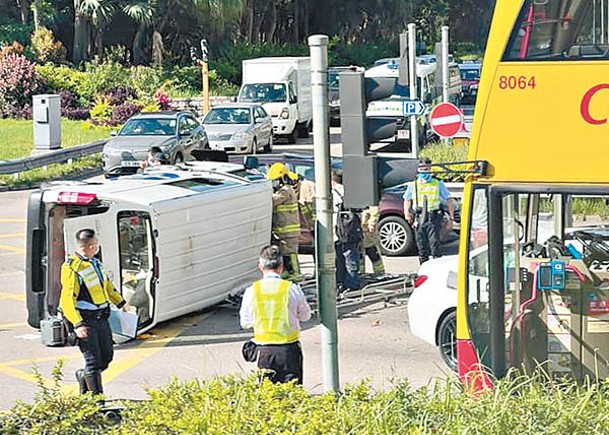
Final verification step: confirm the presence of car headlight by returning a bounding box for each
[232,132,250,141]
[280,108,290,119]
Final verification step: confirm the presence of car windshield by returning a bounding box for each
[240,83,286,103]
[120,118,176,136]
[204,108,252,125]
[460,68,480,81]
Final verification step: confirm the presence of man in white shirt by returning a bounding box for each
[240,245,311,384]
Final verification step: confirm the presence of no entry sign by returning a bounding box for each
[430,102,463,138]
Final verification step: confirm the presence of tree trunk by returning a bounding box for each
[133,24,148,65]
[73,0,88,64]
[293,0,299,43]
[253,0,271,43]
[152,30,164,67]
[265,0,277,42]
[242,0,254,42]
[17,0,30,24]
[95,27,103,56]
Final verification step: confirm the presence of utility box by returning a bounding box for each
[33,94,61,150]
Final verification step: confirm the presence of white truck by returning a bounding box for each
[26,160,272,342]
[238,57,312,144]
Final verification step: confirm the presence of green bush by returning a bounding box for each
[31,27,66,64]
[80,58,131,100]
[5,369,609,434]
[421,140,469,182]
[36,63,88,99]
[0,23,33,46]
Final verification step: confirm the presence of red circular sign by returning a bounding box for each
[430,102,463,138]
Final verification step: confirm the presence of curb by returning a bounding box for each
[0,166,103,193]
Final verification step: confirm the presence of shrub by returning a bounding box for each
[90,96,112,125]
[0,23,33,46]
[59,91,90,120]
[109,101,141,126]
[130,65,164,101]
[0,41,25,60]
[106,86,137,106]
[31,27,66,63]
[80,58,130,100]
[36,63,88,97]
[0,53,38,118]
[156,90,170,110]
[421,140,469,182]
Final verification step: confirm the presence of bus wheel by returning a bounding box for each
[438,310,458,372]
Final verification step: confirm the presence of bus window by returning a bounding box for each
[504,1,604,61]
[118,211,155,327]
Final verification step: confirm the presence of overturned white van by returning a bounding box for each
[26,161,272,338]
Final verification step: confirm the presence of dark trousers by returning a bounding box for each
[257,341,303,384]
[77,311,114,375]
[335,241,360,290]
[415,212,443,264]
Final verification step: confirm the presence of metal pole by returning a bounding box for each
[441,26,450,103]
[408,23,419,158]
[308,34,340,393]
[202,61,210,115]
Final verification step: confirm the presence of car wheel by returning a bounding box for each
[378,215,415,256]
[251,138,257,154]
[174,152,184,164]
[263,134,273,153]
[437,310,458,372]
[297,122,309,138]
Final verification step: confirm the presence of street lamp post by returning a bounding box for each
[190,39,210,115]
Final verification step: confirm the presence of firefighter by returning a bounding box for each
[267,162,301,278]
[59,228,129,401]
[403,157,454,264]
[288,171,315,240]
[360,206,386,274]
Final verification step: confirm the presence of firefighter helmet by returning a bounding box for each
[267,162,288,180]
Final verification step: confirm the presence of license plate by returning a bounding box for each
[121,160,141,167]
[397,129,410,140]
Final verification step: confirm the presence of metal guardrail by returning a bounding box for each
[0,140,107,176]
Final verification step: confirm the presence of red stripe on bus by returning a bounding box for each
[457,339,493,391]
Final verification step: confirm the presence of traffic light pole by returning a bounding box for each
[308,34,340,393]
[408,23,419,158]
[441,26,450,103]
[202,61,210,114]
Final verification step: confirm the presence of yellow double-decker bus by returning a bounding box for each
[458,0,609,389]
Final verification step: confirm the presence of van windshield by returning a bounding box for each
[240,83,287,103]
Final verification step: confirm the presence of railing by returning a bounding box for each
[0,140,106,177]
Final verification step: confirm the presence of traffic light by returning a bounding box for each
[339,71,397,208]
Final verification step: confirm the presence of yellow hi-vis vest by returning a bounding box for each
[412,178,441,211]
[253,279,299,344]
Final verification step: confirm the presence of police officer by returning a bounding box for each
[59,228,129,399]
[267,162,301,279]
[360,206,385,274]
[403,157,454,264]
[239,245,311,384]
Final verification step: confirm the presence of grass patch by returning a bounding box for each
[0,155,102,188]
[0,119,111,161]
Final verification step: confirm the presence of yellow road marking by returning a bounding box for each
[0,322,26,330]
[103,312,213,383]
[0,244,25,254]
[0,233,24,239]
[0,292,25,302]
[0,219,26,223]
[0,252,22,257]
[0,312,212,389]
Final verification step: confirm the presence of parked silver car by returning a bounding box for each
[202,103,273,154]
[102,111,209,177]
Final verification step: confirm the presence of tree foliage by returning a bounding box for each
[1,0,493,65]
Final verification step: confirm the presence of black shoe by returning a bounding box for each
[75,369,88,394]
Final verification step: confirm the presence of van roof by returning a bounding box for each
[42,161,265,206]
[365,61,436,78]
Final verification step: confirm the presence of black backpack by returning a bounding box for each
[335,192,362,244]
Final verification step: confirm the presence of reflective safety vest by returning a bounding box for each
[252,279,299,344]
[272,184,300,255]
[412,178,441,211]
[59,255,124,327]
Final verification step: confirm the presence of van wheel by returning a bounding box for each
[297,122,309,138]
[263,134,273,153]
[437,311,458,372]
[174,153,183,164]
[378,215,415,256]
[286,130,296,144]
